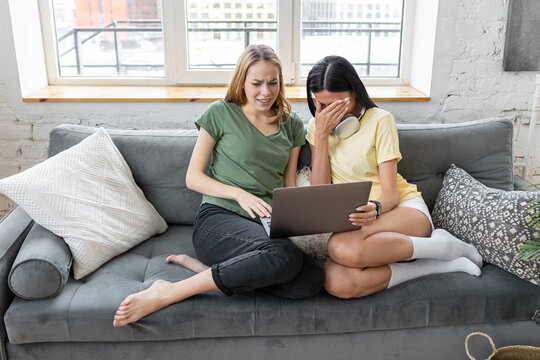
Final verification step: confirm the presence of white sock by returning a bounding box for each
[387,257,481,288]
[409,229,483,267]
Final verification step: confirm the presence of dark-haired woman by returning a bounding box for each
[306,56,483,299]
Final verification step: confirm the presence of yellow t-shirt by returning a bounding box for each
[306,107,421,204]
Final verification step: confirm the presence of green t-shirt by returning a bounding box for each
[195,100,305,219]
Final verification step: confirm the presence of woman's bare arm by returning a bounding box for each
[283,146,301,187]
[185,128,272,219]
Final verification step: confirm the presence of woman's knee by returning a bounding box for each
[324,262,355,299]
[327,233,370,267]
[324,262,372,299]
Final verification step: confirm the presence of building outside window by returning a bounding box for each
[40,0,407,85]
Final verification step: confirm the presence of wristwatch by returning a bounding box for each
[369,200,382,219]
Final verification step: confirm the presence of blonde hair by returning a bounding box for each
[225,44,291,123]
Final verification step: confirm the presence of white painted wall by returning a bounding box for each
[1,0,539,218]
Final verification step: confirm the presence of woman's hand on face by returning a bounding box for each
[235,189,272,219]
[348,202,377,227]
[314,98,350,136]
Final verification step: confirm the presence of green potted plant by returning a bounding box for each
[517,173,540,261]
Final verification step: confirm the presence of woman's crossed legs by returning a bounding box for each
[324,205,482,299]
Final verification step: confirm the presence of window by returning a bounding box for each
[46,0,165,78]
[299,0,405,78]
[179,0,279,81]
[357,4,363,18]
[39,0,412,85]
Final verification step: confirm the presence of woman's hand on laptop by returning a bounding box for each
[348,202,377,227]
[235,189,272,219]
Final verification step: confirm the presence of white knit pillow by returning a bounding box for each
[0,128,168,279]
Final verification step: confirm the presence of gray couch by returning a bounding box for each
[0,118,538,360]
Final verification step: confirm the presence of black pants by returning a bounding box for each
[193,203,324,299]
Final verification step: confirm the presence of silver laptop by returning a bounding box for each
[260,181,372,238]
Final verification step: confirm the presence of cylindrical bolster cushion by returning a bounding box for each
[8,223,72,300]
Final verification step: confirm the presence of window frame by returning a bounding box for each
[38,0,176,85]
[38,0,414,87]
[173,0,292,85]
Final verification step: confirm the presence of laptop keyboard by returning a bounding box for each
[260,217,272,236]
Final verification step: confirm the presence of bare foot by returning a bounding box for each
[166,254,209,273]
[113,279,173,327]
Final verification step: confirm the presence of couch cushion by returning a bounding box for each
[5,225,540,344]
[48,125,202,225]
[397,118,514,210]
[298,118,514,211]
[8,223,72,300]
[50,119,514,222]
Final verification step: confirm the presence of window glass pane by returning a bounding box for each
[52,0,164,78]
[300,0,404,79]
[186,0,277,70]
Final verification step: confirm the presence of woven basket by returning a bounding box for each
[465,332,540,360]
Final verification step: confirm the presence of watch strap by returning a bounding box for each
[369,200,382,218]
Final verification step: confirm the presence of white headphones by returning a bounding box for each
[334,108,365,139]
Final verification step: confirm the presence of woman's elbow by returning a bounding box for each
[185,170,197,190]
[390,191,400,208]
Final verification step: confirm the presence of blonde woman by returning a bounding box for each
[113,45,324,327]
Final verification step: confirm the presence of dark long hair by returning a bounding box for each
[306,56,377,116]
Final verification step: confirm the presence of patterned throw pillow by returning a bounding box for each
[0,128,168,279]
[432,165,539,285]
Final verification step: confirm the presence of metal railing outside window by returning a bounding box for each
[57,19,401,77]
[56,19,163,76]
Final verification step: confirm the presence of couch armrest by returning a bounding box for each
[514,174,538,191]
[0,207,33,360]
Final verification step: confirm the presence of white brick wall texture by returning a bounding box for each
[1,0,539,219]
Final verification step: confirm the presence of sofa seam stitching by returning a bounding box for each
[66,281,84,341]
[132,238,155,340]
[420,277,432,327]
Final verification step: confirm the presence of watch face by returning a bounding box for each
[371,201,381,216]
